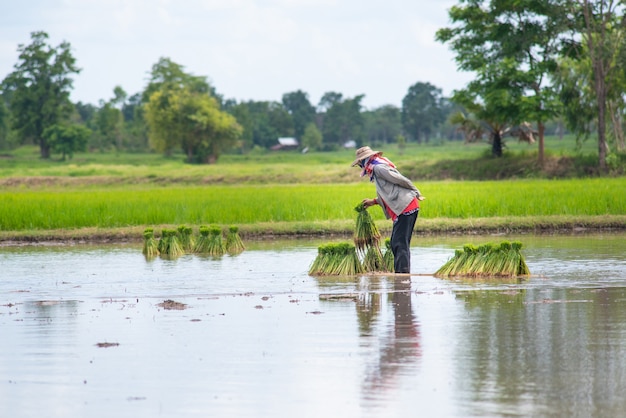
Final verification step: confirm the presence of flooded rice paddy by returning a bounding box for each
[2,233,626,417]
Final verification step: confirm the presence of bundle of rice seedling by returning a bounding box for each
[193,225,212,253]
[142,228,159,258]
[435,249,464,277]
[158,229,185,258]
[225,225,245,254]
[354,202,380,252]
[206,225,225,256]
[333,243,364,276]
[309,243,364,276]
[382,238,394,272]
[466,243,495,276]
[177,225,195,253]
[435,241,530,278]
[363,245,384,272]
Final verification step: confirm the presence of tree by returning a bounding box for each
[436,0,569,164]
[568,0,626,171]
[363,105,402,145]
[228,100,293,149]
[282,90,316,140]
[318,92,365,147]
[42,123,91,160]
[0,99,11,150]
[401,82,445,143]
[144,87,242,163]
[451,60,526,157]
[94,86,126,151]
[1,31,80,158]
[301,122,323,151]
[142,57,211,103]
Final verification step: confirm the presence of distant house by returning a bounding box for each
[271,137,299,151]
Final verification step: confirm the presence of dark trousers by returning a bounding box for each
[391,210,418,273]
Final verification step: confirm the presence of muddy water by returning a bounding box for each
[2,233,626,418]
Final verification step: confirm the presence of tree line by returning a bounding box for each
[0,32,458,163]
[2,0,626,172]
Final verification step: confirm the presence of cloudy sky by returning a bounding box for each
[0,0,473,109]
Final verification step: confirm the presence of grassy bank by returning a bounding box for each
[1,138,624,244]
[1,179,625,244]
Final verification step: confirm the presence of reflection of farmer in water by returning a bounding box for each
[359,278,421,395]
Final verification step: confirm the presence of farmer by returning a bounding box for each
[351,146,425,274]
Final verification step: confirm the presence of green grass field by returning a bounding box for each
[0,136,624,240]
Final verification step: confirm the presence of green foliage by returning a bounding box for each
[301,122,322,151]
[319,92,365,147]
[1,31,80,158]
[363,105,402,145]
[282,90,315,139]
[401,82,445,143]
[42,123,91,160]
[144,86,242,163]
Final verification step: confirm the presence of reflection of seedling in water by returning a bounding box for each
[142,228,159,258]
[225,225,245,254]
[309,243,364,276]
[177,225,195,252]
[435,241,530,278]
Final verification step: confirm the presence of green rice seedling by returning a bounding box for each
[142,228,159,258]
[309,244,330,276]
[159,229,185,259]
[333,243,365,276]
[382,238,394,272]
[435,249,464,277]
[354,202,381,252]
[225,225,245,254]
[309,243,364,276]
[177,225,195,252]
[512,241,530,275]
[467,243,495,276]
[363,245,384,272]
[206,226,225,257]
[435,241,531,278]
[193,225,212,253]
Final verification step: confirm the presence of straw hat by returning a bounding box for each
[351,146,381,167]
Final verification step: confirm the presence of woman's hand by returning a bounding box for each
[362,198,377,208]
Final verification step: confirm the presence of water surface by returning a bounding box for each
[2,233,626,417]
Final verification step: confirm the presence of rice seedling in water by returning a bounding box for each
[435,241,530,278]
[309,243,364,276]
[193,226,212,253]
[206,225,225,256]
[363,245,384,272]
[158,229,185,259]
[354,202,381,252]
[177,225,195,252]
[142,228,159,258]
[225,225,245,254]
[382,238,394,272]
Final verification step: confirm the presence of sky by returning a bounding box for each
[0,0,473,110]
